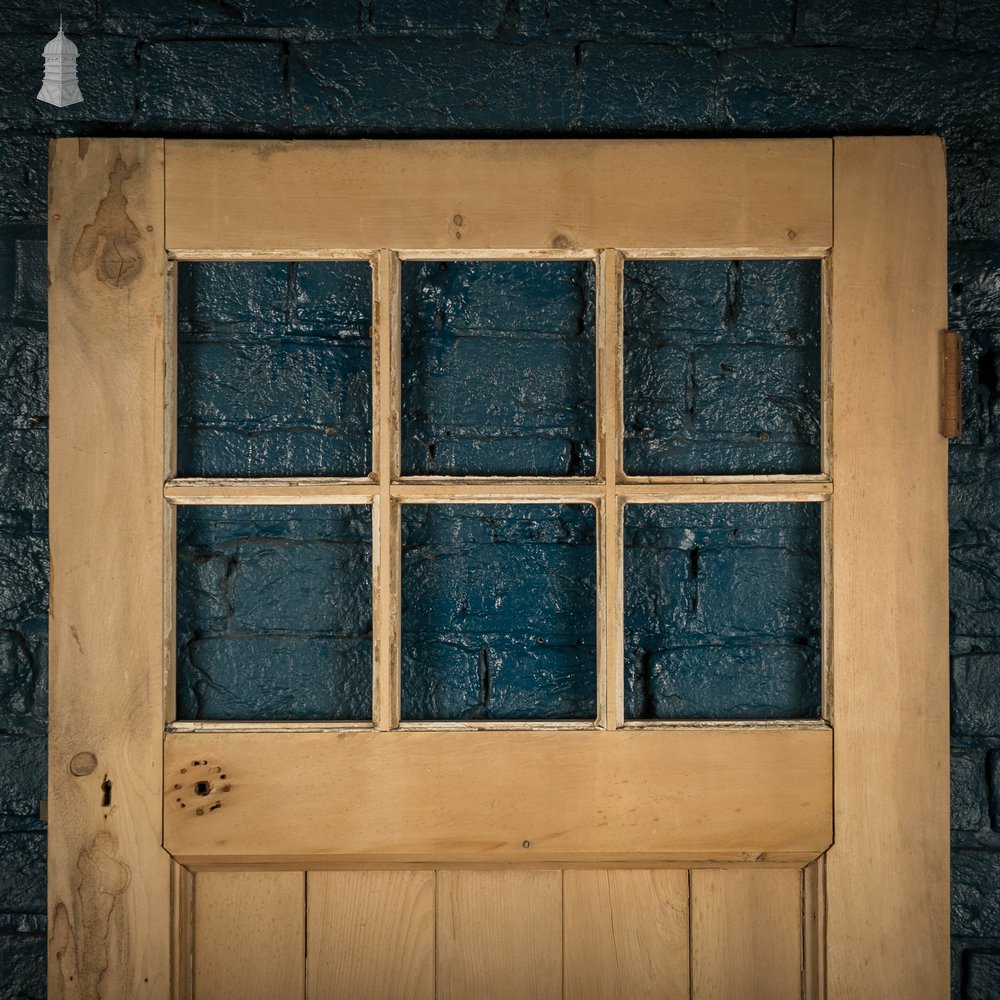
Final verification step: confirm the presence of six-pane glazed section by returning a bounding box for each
[172,256,825,724]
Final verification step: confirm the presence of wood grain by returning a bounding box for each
[48,137,171,999]
[163,729,832,863]
[437,870,561,1000]
[193,871,304,999]
[564,869,689,999]
[825,136,950,999]
[307,871,434,999]
[164,139,832,254]
[691,868,802,1000]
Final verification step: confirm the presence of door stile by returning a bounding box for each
[48,137,172,997]
[596,249,625,731]
[825,135,949,998]
[373,249,402,730]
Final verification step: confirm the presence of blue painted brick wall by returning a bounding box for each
[2,1,999,995]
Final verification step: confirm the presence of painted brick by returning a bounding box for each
[401,261,595,476]
[0,626,47,736]
[0,139,47,227]
[950,247,1000,326]
[953,656,1000,737]
[950,448,1000,534]
[105,0,359,38]
[519,0,794,46]
[0,36,137,128]
[0,933,45,1000]
[950,545,1000,646]
[177,339,371,476]
[574,44,716,130]
[0,1,97,33]
[953,748,990,832]
[623,503,820,720]
[138,42,286,128]
[401,504,597,720]
[0,534,47,628]
[0,737,46,833]
[794,0,939,46]
[366,0,512,39]
[965,951,1000,1000]
[989,752,1000,833]
[177,261,372,477]
[178,635,372,720]
[0,832,45,915]
[0,429,47,514]
[0,327,46,420]
[623,260,820,475]
[948,0,1000,49]
[954,851,1000,937]
[720,50,1000,139]
[176,505,372,720]
[949,144,1000,243]
[290,40,575,131]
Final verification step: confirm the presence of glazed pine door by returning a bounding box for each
[48,137,948,999]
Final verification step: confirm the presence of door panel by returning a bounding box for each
[308,871,435,1000]
[48,137,949,999]
[193,871,304,1000]
[691,868,802,1000]
[563,869,689,999]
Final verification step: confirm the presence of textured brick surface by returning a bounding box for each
[178,261,372,476]
[964,952,1000,1000]
[0,1,996,992]
[401,261,595,476]
[952,748,990,833]
[623,260,821,475]
[623,503,820,719]
[401,504,596,720]
[176,505,372,720]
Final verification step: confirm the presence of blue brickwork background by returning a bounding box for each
[0,1,998,995]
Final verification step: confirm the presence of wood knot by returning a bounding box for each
[69,752,97,777]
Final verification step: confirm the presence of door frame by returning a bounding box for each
[47,136,949,998]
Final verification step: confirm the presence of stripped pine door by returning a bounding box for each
[48,137,949,998]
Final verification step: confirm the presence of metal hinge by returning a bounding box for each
[941,330,963,440]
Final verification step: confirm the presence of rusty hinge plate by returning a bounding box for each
[942,330,962,440]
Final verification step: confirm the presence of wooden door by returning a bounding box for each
[48,137,949,998]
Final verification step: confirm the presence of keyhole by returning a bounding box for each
[101,778,112,808]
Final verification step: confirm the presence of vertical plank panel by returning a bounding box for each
[437,870,562,1000]
[564,869,689,999]
[307,870,434,999]
[802,858,825,1000]
[373,249,402,729]
[597,249,625,730]
[193,871,304,1000]
[826,136,949,999]
[691,868,802,1000]
[48,137,170,998]
[171,862,194,1000]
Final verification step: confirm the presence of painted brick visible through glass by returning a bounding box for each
[624,502,821,720]
[401,504,597,720]
[176,261,372,477]
[623,259,821,475]
[176,505,372,720]
[401,260,596,476]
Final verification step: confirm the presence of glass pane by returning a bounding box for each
[624,502,821,720]
[177,261,372,477]
[176,504,372,720]
[401,261,596,476]
[623,259,821,475]
[401,504,597,720]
